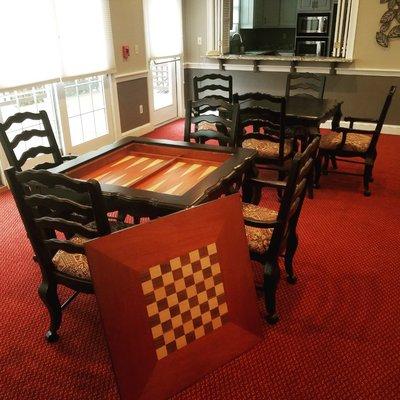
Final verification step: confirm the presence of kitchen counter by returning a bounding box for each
[207,53,353,63]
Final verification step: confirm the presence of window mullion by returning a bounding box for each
[54,82,73,155]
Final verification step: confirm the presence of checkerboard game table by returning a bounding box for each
[51,137,257,217]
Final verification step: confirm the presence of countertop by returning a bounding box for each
[207,53,353,63]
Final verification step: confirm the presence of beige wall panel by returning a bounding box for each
[184,69,400,125]
[350,1,400,70]
[183,0,208,63]
[117,78,150,132]
[109,0,147,74]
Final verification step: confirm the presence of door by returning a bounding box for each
[149,61,178,127]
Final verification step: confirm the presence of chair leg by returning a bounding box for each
[363,161,373,197]
[285,232,299,284]
[314,154,323,189]
[263,261,280,325]
[330,156,338,170]
[38,281,62,342]
[322,155,330,175]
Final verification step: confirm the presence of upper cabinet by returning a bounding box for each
[280,0,297,27]
[240,0,297,29]
[297,0,332,12]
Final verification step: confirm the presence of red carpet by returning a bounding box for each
[1,121,400,399]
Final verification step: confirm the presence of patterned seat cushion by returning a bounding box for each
[198,121,218,132]
[52,220,131,281]
[320,132,372,153]
[242,138,292,159]
[242,204,278,254]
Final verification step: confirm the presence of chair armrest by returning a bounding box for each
[249,178,287,189]
[62,155,78,161]
[243,216,279,229]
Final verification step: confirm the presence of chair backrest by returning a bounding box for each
[233,92,288,159]
[369,85,397,151]
[0,110,63,171]
[268,137,320,258]
[184,98,239,147]
[193,74,233,102]
[285,73,326,100]
[5,167,111,279]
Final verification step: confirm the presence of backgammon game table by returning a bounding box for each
[51,137,257,216]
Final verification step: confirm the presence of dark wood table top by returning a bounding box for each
[51,136,257,216]
[239,96,343,125]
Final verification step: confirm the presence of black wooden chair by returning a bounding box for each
[5,168,131,342]
[315,86,396,196]
[233,92,297,184]
[193,74,233,135]
[285,73,326,100]
[0,110,76,171]
[194,74,233,102]
[285,73,327,154]
[184,98,239,147]
[241,137,320,324]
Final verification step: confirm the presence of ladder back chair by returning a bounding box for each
[242,137,320,323]
[193,74,233,134]
[193,74,233,102]
[5,168,131,342]
[0,110,75,171]
[184,98,239,147]
[285,73,326,100]
[233,92,296,181]
[315,85,396,196]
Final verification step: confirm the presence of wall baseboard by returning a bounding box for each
[320,120,400,136]
[121,122,154,138]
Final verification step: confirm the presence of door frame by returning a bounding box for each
[143,0,185,129]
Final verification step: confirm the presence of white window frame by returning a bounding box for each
[56,75,116,155]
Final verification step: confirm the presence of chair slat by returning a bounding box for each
[44,238,85,255]
[1,111,45,130]
[10,129,49,148]
[18,146,54,167]
[35,216,98,239]
[26,194,92,218]
[197,84,230,93]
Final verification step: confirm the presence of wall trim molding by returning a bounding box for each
[336,68,400,77]
[320,120,400,136]
[120,122,154,138]
[115,70,149,83]
[183,62,400,77]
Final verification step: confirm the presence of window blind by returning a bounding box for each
[145,0,183,61]
[0,0,115,91]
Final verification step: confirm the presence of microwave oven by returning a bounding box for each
[296,39,328,57]
[297,14,330,35]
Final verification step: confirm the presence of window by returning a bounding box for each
[209,0,359,60]
[0,74,112,160]
[0,85,60,159]
[63,76,108,147]
[231,0,240,34]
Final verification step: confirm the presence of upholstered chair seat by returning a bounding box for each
[198,121,218,132]
[52,220,131,281]
[320,132,372,153]
[242,138,293,159]
[242,203,278,254]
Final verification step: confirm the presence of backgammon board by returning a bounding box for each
[51,137,257,216]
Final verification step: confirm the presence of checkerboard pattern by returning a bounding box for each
[141,243,229,360]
